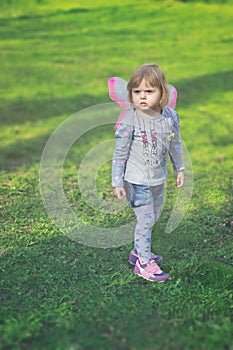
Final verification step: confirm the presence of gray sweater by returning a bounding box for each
[112,106,185,187]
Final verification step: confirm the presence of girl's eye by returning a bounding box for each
[133,90,140,94]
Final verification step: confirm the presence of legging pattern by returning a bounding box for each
[133,202,161,265]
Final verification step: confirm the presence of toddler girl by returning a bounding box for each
[112,63,185,282]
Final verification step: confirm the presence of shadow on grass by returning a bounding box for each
[0,237,140,349]
[1,70,233,171]
[175,70,233,107]
[1,7,90,22]
[0,93,107,170]
[1,94,104,125]
[1,211,232,350]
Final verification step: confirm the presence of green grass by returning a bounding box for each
[0,0,233,349]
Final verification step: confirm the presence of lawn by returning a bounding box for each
[0,0,233,349]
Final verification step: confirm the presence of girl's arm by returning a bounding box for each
[112,110,134,192]
[168,111,185,177]
[113,186,126,199]
[176,170,185,188]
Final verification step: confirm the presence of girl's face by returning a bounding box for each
[131,78,162,114]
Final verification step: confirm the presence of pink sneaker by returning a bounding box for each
[134,259,169,282]
[129,249,163,265]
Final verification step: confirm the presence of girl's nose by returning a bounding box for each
[140,91,146,99]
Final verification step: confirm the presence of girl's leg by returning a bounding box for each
[133,202,160,264]
[153,204,161,224]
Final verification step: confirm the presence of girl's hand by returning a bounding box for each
[113,187,126,200]
[176,171,184,188]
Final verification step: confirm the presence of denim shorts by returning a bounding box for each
[124,181,165,208]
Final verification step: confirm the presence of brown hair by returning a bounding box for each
[127,63,169,108]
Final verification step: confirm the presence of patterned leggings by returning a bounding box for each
[133,202,161,264]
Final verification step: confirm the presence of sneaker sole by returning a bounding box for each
[134,271,169,282]
[134,267,169,282]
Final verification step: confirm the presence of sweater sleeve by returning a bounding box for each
[169,110,185,172]
[112,109,134,187]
